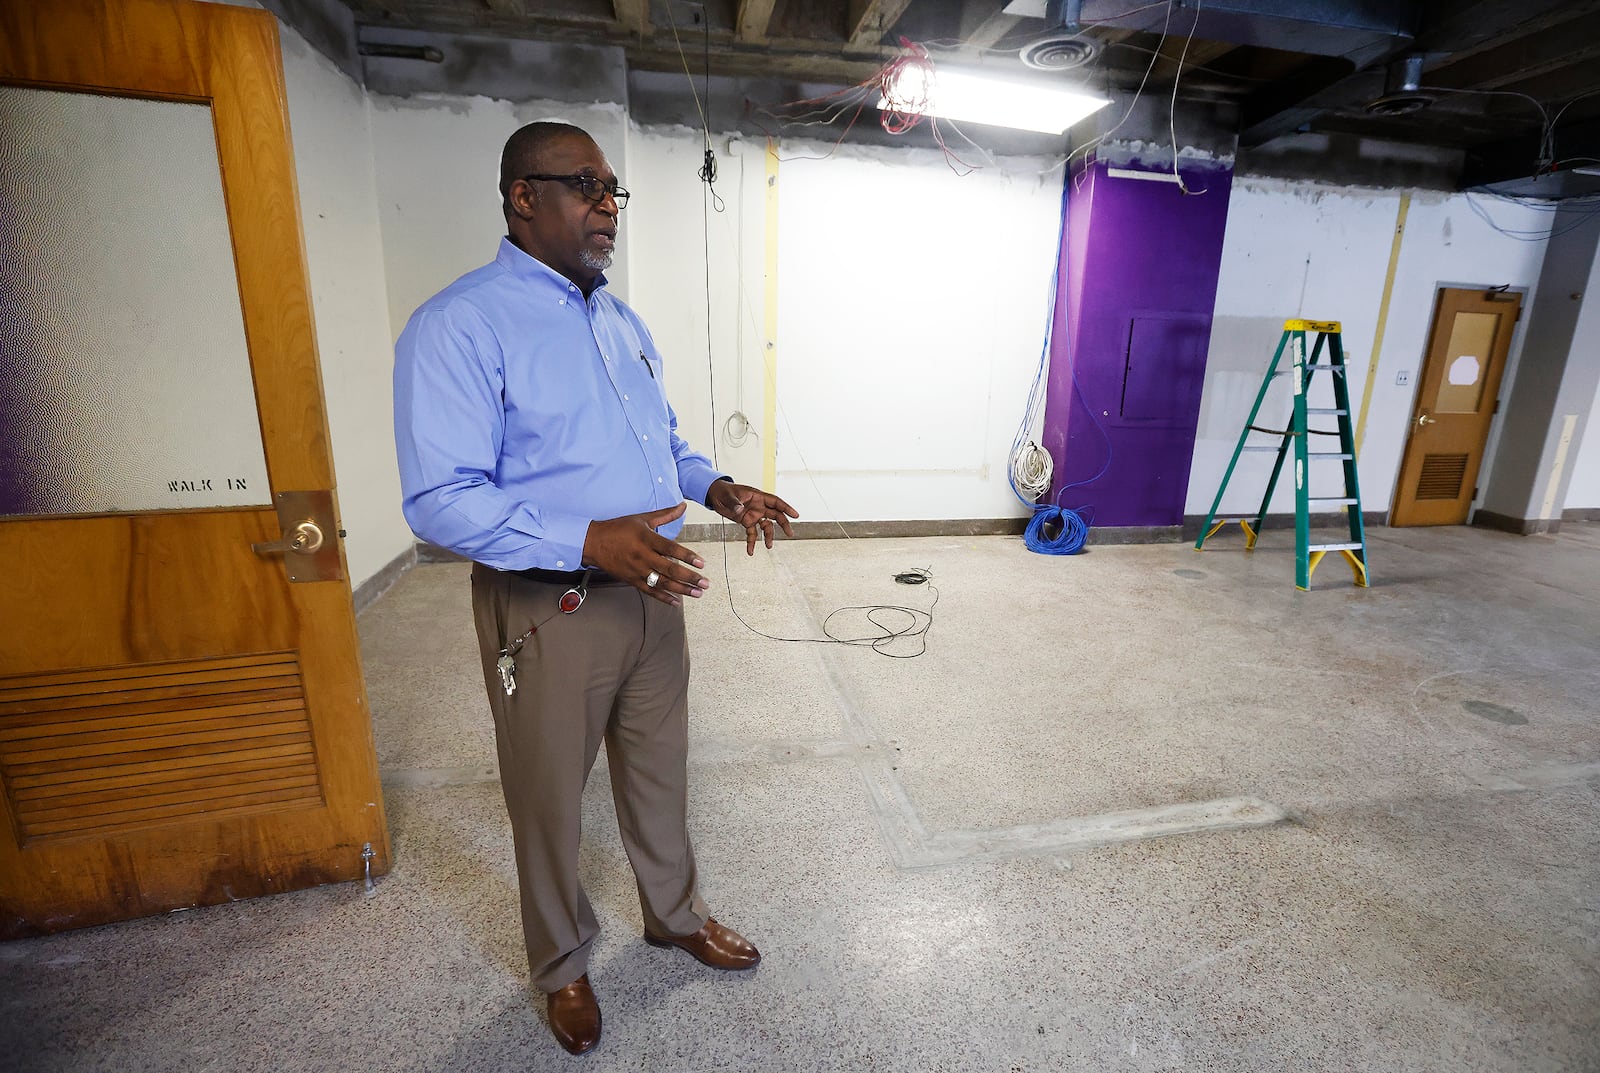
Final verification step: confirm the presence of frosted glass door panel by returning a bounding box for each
[0,87,270,517]
[1433,311,1497,414]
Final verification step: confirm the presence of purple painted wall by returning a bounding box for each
[1041,159,1234,527]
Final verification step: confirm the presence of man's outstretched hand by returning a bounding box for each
[582,503,707,605]
[705,480,799,555]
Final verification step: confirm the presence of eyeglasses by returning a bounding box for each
[522,173,630,209]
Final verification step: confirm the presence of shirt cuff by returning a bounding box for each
[677,465,728,508]
[535,512,592,572]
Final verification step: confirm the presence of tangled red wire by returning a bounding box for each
[752,38,983,173]
[876,39,937,134]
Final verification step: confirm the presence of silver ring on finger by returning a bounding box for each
[645,570,661,588]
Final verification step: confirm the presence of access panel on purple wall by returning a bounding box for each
[1119,313,1212,428]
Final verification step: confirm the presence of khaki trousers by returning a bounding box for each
[470,564,708,993]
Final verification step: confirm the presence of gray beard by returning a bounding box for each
[579,248,613,272]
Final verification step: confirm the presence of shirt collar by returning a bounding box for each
[496,236,608,298]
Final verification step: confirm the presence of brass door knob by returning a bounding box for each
[252,520,325,556]
[1416,412,1437,428]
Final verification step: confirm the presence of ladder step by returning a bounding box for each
[1307,542,1363,552]
[1307,408,1348,415]
[1307,497,1357,506]
[1242,445,1282,452]
[1305,364,1345,372]
[1310,452,1353,459]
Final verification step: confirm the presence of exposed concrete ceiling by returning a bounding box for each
[329,0,1600,191]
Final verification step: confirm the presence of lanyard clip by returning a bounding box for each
[559,568,594,614]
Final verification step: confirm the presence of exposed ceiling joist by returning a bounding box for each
[956,0,1019,54]
[1496,58,1600,105]
[848,0,914,51]
[1154,38,1238,83]
[1434,18,1600,97]
[1239,55,1369,147]
[736,0,780,42]
[1418,0,1600,56]
[481,0,526,15]
[627,43,885,85]
[612,0,648,36]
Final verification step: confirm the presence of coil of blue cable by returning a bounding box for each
[1024,504,1088,555]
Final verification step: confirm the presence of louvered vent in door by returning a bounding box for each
[1416,454,1469,500]
[0,653,323,845]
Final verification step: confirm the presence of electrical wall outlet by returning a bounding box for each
[1395,370,1412,386]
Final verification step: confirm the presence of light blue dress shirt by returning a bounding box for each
[394,238,725,571]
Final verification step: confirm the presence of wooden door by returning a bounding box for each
[0,0,389,937]
[1391,287,1522,526]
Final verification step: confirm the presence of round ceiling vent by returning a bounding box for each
[1365,92,1434,116]
[1020,34,1100,71]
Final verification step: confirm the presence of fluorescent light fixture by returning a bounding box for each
[1107,166,1181,183]
[878,65,1110,135]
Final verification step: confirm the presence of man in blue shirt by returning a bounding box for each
[394,121,797,1055]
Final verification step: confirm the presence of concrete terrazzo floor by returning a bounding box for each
[3,524,1598,1072]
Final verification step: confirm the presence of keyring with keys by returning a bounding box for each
[496,569,594,697]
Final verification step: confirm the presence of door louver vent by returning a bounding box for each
[1416,454,1469,500]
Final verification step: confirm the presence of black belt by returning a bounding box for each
[510,566,628,587]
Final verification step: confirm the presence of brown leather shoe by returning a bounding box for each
[643,917,760,970]
[546,974,601,1055]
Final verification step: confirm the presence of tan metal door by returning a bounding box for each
[0,0,389,937]
[1390,287,1522,526]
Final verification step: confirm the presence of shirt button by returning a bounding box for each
[556,560,565,568]
[623,394,629,400]
[642,434,649,441]
[657,477,663,483]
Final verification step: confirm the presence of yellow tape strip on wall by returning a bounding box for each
[762,140,779,491]
[1355,191,1411,453]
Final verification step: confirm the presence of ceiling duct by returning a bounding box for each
[1004,0,1418,64]
[1020,0,1101,71]
[1365,53,1432,116]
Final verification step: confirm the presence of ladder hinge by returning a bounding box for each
[1493,398,1500,413]
[1472,486,1479,500]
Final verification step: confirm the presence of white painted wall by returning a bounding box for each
[627,130,1060,526]
[1189,177,1551,519]
[1567,374,1600,510]
[623,127,763,528]
[368,94,631,343]
[765,141,1061,524]
[278,25,412,588]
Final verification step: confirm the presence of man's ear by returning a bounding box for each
[506,179,538,220]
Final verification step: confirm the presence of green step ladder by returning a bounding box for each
[1195,319,1370,590]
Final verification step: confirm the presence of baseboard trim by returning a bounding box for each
[1561,507,1600,523]
[1086,525,1185,545]
[353,543,419,614]
[1473,510,1561,535]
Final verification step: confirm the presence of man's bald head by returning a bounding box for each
[500,121,594,212]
